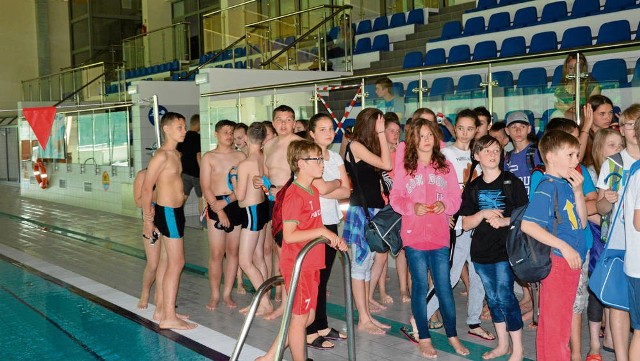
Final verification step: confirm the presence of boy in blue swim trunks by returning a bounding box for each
[142,112,197,330]
[200,119,247,311]
[233,122,273,315]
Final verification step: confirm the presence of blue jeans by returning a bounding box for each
[405,246,457,339]
[474,261,523,331]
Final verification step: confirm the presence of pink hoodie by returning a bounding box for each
[390,160,461,250]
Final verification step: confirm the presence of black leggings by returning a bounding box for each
[307,223,339,334]
[587,271,604,323]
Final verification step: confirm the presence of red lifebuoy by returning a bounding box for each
[33,160,48,189]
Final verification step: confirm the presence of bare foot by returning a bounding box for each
[508,349,524,361]
[521,309,533,321]
[263,305,284,320]
[358,321,386,335]
[401,292,411,303]
[380,293,394,304]
[137,300,149,310]
[418,339,437,359]
[449,337,470,356]
[369,298,387,312]
[206,297,219,311]
[481,305,492,320]
[274,285,282,302]
[237,284,247,295]
[223,295,237,308]
[153,307,163,321]
[526,322,538,331]
[482,346,510,360]
[159,318,198,330]
[371,317,391,329]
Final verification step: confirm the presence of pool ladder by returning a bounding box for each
[230,238,356,360]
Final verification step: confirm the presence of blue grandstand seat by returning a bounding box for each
[560,26,592,49]
[473,40,497,61]
[440,20,462,40]
[597,20,631,45]
[512,7,538,28]
[222,49,233,60]
[516,67,548,95]
[500,36,526,58]
[569,0,601,18]
[355,20,371,35]
[371,34,390,51]
[389,13,406,28]
[372,16,389,31]
[407,9,425,25]
[234,47,246,58]
[487,12,511,32]
[424,48,446,66]
[393,82,405,97]
[492,71,514,89]
[500,0,529,5]
[429,77,455,96]
[463,17,485,36]
[538,108,555,137]
[529,31,558,54]
[364,85,378,101]
[457,74,483,93]
[328,26,340,40]
[448,44,471,63]
[224,63,232,68]
[591,59,630,88]
[603,0,637,12]
[632,58,640,86]
[353,38,371,54]
[476,0,498,10]
[550,65,564,88]
[540,2,568,23]
[403,51,424,69]
[283,36,295,46]
[405,80,428,101]
[353,38,372,54]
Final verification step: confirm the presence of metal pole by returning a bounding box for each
[314,84,319,114]
[361,78,366,109]
[229,275,284,361]
[153,95,161,147]
[487,63,494,116]
[575,52,582,126]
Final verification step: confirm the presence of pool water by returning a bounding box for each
[0,258,215,361]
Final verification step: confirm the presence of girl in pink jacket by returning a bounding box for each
[390,119,467,359]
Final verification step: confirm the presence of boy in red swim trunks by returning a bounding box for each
[256,140,347,361]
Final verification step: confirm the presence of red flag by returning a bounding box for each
[23,106,57,150]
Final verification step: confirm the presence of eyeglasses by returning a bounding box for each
[302,157,323,164]
[621,122,635,130]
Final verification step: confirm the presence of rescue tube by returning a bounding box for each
[33,160,48,189]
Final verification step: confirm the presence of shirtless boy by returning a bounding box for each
[234,122,273,315]
[200,119,247,310]
[254,105,303,319]
[141,112,196,330]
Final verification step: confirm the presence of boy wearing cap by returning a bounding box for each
[504,111,542,195]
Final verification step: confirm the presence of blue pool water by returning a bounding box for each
[0,257,217,360]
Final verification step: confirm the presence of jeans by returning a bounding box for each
[405,246,458,339]
[473,261,523,332]
[427,230,485,325]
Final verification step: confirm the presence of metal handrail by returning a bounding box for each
[260,5,353,69]
[21,62,107,83]
[202,0,257,18]
[230,237,355,361]
[122,22,190,42]
[181,31,253,80]
[246,4,344,27]
[202,39,640,97]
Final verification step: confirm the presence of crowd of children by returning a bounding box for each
[134,95,640,360]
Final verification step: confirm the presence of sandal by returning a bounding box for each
[468,327,496,341]
[428,319,443,329]
[322,328,347,340]
[307,335,334,350]
[400,326,419,344]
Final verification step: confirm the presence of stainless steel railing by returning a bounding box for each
[230,237,355,360]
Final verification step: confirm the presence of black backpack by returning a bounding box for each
[506,179,558,283]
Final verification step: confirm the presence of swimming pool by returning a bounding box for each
[0,256,224,361]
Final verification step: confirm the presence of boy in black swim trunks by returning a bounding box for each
[141,112,197,330]
[200,119,247,310]
[232,122,273,315]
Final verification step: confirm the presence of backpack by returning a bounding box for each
[505,143,538,175]
[506,179,558,283]
[271,173,294,247]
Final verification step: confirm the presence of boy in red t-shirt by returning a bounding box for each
[257,140,348,361]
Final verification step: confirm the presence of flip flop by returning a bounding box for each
[400,326,419,344]
[428,319,443,329]
[602,346,614,353]
[323,328,347,340]
[468,328,496,341]
[307,336,334,350]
